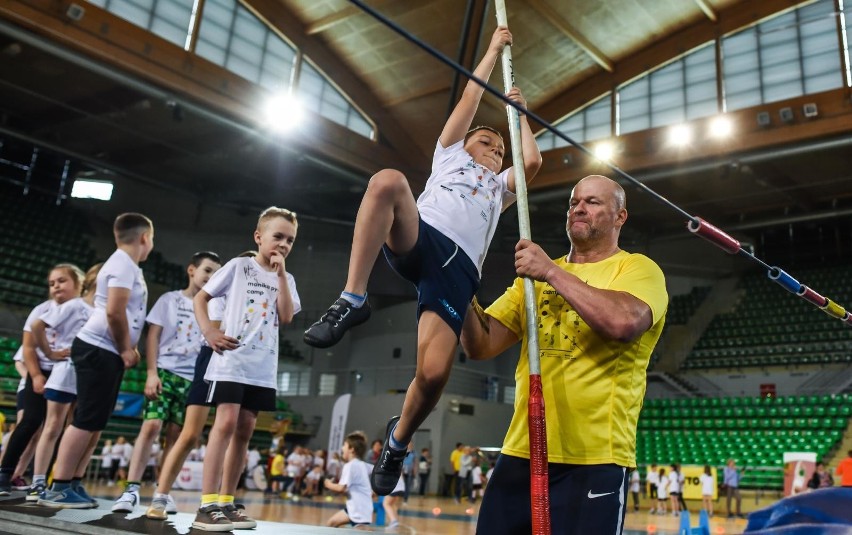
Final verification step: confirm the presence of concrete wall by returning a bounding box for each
[685,368,832,398]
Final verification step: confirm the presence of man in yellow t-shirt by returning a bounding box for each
[461,175,667,535]
[449,443,463,499]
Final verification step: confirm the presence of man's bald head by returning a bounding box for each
[573,175,626,211]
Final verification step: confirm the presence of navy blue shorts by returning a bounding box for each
[382,219,479,338]
[44,388,76,404]
[476,454,629,535]
[15,389,24,411]
[185,346,214,407]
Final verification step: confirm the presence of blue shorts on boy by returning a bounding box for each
[383,219,478,337]
[383,139,515,335]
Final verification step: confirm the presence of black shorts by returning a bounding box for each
[70,338,124,432]
[382,219,479,338]
[16,388,24,411]
[186,346,214,407]
[475,454,629,535]
[206,380,276,412]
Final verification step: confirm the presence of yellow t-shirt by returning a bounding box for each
[450,448,462,472]
[271,454,285,477]
[486,250,667,467]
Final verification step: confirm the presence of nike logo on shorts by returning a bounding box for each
[587,490,615,499]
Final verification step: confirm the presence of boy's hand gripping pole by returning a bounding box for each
[495,2,551,534]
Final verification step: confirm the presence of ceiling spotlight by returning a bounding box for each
[264,94,304,133]
[593,142,614,162]
[668,124,692,146]
[709,115,733,138]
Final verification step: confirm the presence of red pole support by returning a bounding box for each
[687,218,741,254]
[528,374,551,535]
[797,286,827,308]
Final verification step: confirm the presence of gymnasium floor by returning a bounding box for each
[32,483,760,534]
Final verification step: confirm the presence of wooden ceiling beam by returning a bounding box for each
[534,0,814,124]
[526,0,613,73]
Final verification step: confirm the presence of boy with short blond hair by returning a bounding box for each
[192,207,300,531]
[40,213,154,508]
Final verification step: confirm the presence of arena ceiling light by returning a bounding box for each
[668,124,692,146]
[71,178,113,201]
[593,141,614,162]
[264,94,304,133]
[709,115,733,138]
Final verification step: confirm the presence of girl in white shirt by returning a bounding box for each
[0,264,84,495]
[656,468,668,515]
[699,465,715,516]
[668,465,681,516]
[27,264,99,501]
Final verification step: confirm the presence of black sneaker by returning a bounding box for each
[370,416,407,496]
[0,475,10,496]
[304,298,371,348]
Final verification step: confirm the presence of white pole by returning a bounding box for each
[494,2,550,534]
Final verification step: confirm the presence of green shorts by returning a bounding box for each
[143,369,192,426]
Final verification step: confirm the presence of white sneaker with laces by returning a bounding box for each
[111,489,140,512]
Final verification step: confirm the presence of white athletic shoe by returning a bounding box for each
[166,494,178,514]
[111,489,140,512]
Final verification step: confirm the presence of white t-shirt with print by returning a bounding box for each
[201,257,300,389]
[42,298,94,394]
[416,140,515,274]
[146,290,204,381]
[22,300,57,371]
[77,249,148,354]
[340,459,373,524]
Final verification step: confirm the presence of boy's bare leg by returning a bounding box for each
[219,409,256,498]
[125,419,163,484]
[343,169,420,295]
[156,406,210,495]
[326,510,351,527]
[51,426,94,480]
[201,404,240,497]
[73,432,101,479]
[393,312,457,443]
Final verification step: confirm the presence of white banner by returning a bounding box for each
[328,393,352,455]
[174,461,204,490]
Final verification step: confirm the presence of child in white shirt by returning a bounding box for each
[40,213,153,509]
[193,208,300,531]
[304,26,542,497]
[325,431,373,528]
[27,264,100,501]
[699,464,715,516]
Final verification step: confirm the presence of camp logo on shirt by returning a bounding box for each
[243,263,259,280]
